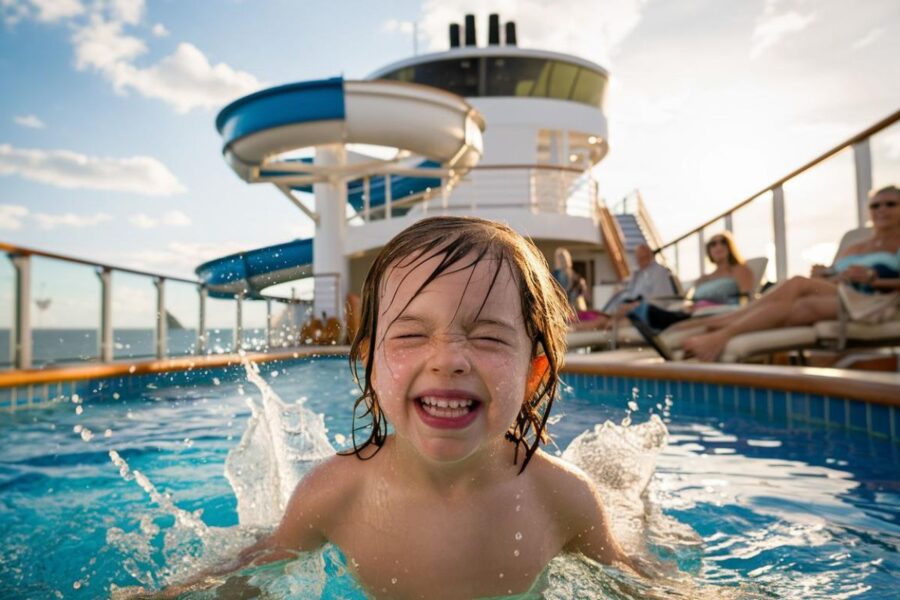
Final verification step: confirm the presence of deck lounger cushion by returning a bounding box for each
[567,330,615,349]
[814,318,900,342]
[719,327,818,363]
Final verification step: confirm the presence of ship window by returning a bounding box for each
[379,56,606,108]
[571,68,605,108]
[380,59,479,97]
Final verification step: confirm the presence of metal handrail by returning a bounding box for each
[661,109,900,249]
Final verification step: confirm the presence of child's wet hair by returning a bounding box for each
[345,215,572,472]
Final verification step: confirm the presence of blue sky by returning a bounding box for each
[1,0,898,290]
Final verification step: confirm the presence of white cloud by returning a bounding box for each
[128,212,156,228]
[852,27,883,51]
[72,18,265,113]
[124,241,246,277]
[750,1,816,59]
[72,15,146,71]
[14,114,45,129]
[0,204,28,230]
[109,0,142,25]
[0,144,185,196]
[419,0,647,65]
[162,209,191,226]
[33,211,112,229]
[128,209,192,229]
[30,0,84,22]
[151,22,168,37]
[382,18,414,34]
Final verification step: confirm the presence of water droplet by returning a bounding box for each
[515,504,521,512]
[73,425,82,433]
[80,429,93,442]
[498,573,504,579]
[73,582,81,590]
[627,400,638,412]
[391,578,398,584]
[514,531,523,541]
[128,365,136,373]
[514,549,520,557]
[104,429,112,438]
[112,392,120,400]
[75,406,83,415]
[212,377,221,386]
[335,433,346,445]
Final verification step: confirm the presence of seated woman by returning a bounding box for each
[682,185,900,361]
[627,231,754,332]
[553,247,589,314]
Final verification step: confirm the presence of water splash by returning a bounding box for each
[224,360,334,528]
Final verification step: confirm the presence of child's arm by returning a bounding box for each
[555,469,639,573]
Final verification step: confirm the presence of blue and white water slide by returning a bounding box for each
[199,77,484,299]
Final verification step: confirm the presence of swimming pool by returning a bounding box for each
[0,355,897,598]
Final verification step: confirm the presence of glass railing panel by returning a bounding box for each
[701,218,728,274]
[660,245,678,276]
[242,300,269,351]
[731,192,775,284]
[676,233,701,286]
[870,121,900,194]
[0,257,15,368]
[30,257,99,366]
[783,147,856,277]
[112,272,157,361]
[165,281,200,357]
[205,296,237,354]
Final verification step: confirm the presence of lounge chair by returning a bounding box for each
[717,227,899,363]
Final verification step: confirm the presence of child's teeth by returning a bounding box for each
[419,396,475,418]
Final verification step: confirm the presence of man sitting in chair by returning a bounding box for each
[573,244,678,330]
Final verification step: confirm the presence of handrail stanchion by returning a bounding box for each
[698,230,706,277]
[234,292,243,351]
[197,286,207,355]
[11,254,32,369]
[853,139,873,227]
[772,185,788,282]
[97,267,113,362]
[385,174,392,220]
[266,298,273,349]
[155,277,166,359]
[724,213,733,233]
[441,177,449,212]
[363,177,371,222]
[673,244,680,282]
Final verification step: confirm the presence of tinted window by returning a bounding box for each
[380,56,606,109]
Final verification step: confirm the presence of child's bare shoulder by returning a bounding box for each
[527,450,601,514]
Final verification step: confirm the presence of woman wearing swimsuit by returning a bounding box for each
[682,185,900,361]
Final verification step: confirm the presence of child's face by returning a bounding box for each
[373,252,533,465]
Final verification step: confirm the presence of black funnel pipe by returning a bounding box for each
[464,14,476,46]
[449,23,461,48]
[505,21,517,46]
[488,14,500,45]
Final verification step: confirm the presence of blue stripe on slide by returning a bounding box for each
[216,78,345,147]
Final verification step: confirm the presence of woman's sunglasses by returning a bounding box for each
[707,238,727,247]
[869,200,898,210]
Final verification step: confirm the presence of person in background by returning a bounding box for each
[572,244,679,330]
[681,185,900,361]
[627,231,753,333]
[553,247,589,313]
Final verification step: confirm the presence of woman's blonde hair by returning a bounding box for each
[706,230,745,266]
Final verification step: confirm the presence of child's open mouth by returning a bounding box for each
[414,395,482,429]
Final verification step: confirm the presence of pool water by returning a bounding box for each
[0,356,897,598]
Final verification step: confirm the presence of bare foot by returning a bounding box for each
[682,330,730,361]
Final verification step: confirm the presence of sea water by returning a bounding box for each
[1,356,897,598]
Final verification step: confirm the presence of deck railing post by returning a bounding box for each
[97,267,113,362]
[724,213,733,233]
[197,286,207,355]
[673,244,680,282]
[772,185,788,282]
[853,139,873,227]
[363,177,371,222]
[155,277,167,359]
[266,298,273,349]
[385,174,392,219]
[698,230,706,276]
[10,253,32,369]
[234,293,243,351]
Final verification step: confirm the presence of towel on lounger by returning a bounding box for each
[837,284,899,324]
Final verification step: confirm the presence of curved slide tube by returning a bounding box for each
[196,238,312,299]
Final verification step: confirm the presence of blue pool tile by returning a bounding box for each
[892,407,899,441]
[827,397,845,427]
[737,387,753,414]
[809,394,826,423]
[848,400,868,431]
[791,394,808,421]
[721,385,737,404]
[0,388,10,410]
[690,382,703,402]
[771,390,788,422]
[870,404,890,438]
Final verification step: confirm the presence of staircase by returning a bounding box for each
[614,213,649,251]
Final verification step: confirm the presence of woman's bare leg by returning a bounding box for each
[682,278,839,360]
